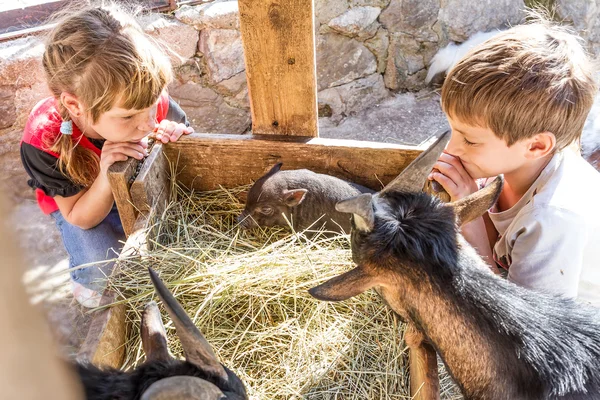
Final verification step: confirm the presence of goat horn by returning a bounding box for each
[380,130,450,195]
[148,268,229,382]
[141,301,172,363]
[140,376,225,400]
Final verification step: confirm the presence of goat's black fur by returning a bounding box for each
[353,190,600,400]
[77,359,247,400]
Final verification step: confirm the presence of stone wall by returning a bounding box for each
[1,0,599,201]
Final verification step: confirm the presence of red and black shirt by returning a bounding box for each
[20,91,188,215]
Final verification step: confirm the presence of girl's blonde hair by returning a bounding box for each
[43,2,173,187]
[441,21,597,151]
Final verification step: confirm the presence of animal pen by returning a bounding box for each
[78,0,446,398]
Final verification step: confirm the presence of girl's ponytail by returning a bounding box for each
[46,105,100,188]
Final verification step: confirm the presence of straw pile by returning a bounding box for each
[107,184,462,399]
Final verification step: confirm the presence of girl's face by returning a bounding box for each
[87,99,159,143]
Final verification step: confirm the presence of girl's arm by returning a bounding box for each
[54,141,147,230]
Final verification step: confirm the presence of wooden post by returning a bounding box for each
[78,213,150,368]
[406,324,440,400]
[108,158,139,236]
[130,143,171,217]
[238,0,318,137]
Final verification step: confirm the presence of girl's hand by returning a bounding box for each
[154,119,194,143]
[428,152,478,201]
[99,140,148,176]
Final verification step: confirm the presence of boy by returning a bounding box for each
[429,21,600,306]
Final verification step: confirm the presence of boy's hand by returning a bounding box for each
[428,152,479,201]
[154,119,194,143]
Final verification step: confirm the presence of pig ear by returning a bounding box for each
[335,193,374,232]
[266,162,283,177]
[450,176,503,226]
[283,189,308,207]
[309,266,377,301]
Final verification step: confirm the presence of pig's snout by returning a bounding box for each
[237,210,254,229]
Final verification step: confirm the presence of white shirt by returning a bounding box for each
[489,149,600,306]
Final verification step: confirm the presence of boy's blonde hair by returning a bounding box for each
[42,3,173,187]
[441,21,598,151]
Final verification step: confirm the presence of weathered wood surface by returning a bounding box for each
[108,158,138,236]
[0,194,84,400]
[78,213,150,369]
[238,0,318,136]
[163,133,431,191]
[131,143,171,217]
[409,342,441,400]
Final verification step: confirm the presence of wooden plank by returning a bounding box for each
[108,158,139,237]
[130,143,171,217]
[238,0,318,137]
[78,214,150,369]
[163,133,430,191]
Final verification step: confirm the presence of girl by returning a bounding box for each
[20,3,193,307]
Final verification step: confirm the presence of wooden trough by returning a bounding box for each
[77,0,443,398]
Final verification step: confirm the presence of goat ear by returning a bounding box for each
[380,130,450,194]
[450,176,503,226]
[148,268,228,382]
[283,189,307,207]
[309,266,378,301]
[335,193,374,232]
[141,301,172,363]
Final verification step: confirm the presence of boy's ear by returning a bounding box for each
[525,132,556,159]
[60,92,84,118]
[283,189,308,207]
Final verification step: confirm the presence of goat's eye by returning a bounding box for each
[259,206,274,215]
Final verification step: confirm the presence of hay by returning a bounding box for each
[107,184,463,399]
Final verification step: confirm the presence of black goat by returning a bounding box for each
[77,268,248,400]
[309,139,600,399]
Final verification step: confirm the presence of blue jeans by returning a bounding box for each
[51,205,125,292]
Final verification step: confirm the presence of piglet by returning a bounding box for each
[237,163,374,234]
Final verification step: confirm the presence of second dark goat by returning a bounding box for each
[77,268,248,400]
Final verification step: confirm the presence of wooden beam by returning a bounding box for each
[108,158,139,237]
[163,133,428,191]
[78,213,150,369]
[130,143,171,217]
[238,0,318,137]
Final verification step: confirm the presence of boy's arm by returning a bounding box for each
[461,216,500,273]
[505,208,585,298]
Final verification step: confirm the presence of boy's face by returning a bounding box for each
[445,116,530,179]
